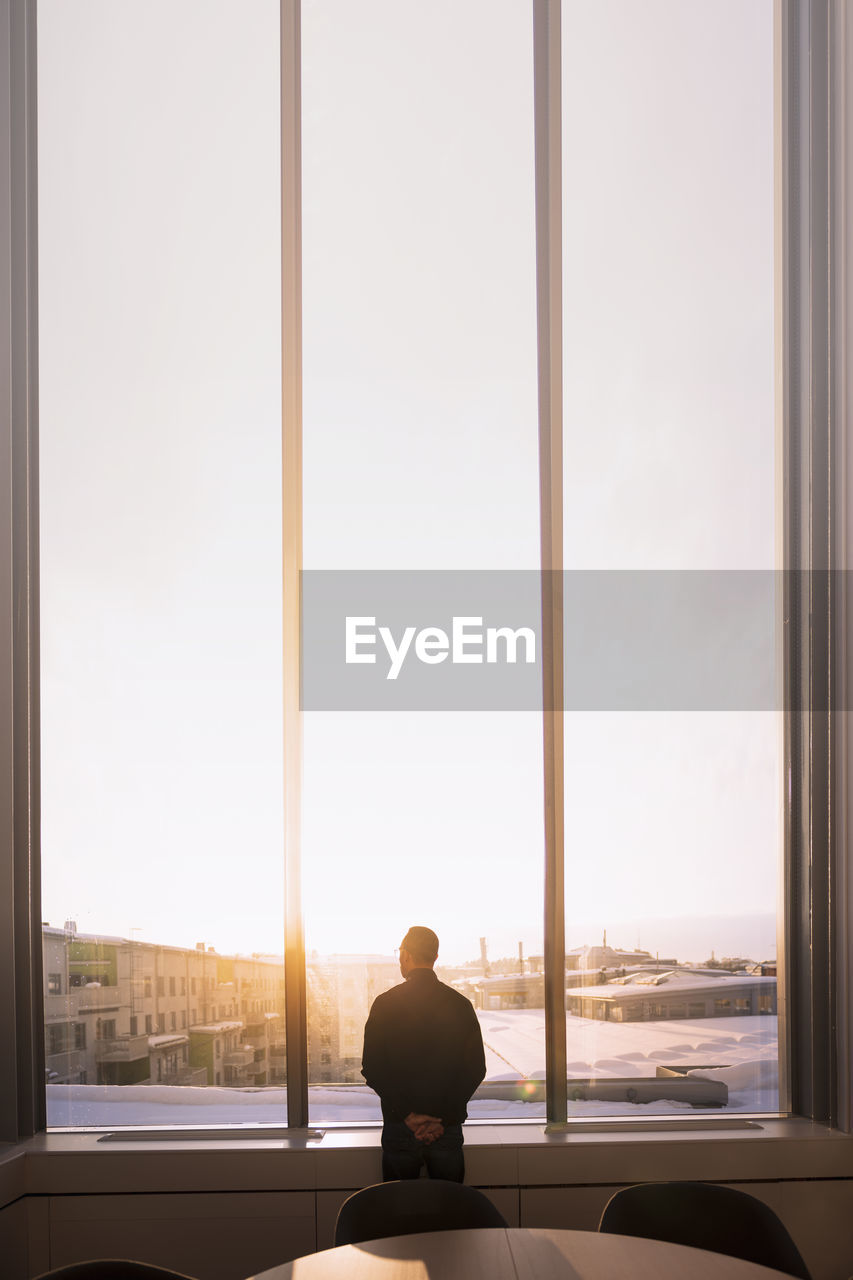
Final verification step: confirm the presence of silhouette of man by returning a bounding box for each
[362,925,486,1182]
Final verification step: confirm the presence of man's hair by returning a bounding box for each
[401,925,439,964]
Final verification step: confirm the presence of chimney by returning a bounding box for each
[479,937,489,977]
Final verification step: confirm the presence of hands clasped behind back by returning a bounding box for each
[405,1111,444,1144]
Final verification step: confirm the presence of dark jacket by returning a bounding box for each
[362,968,486,1125]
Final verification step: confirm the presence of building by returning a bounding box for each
[42,927,285,1089]
[306,955,399,1083]
[566,969,777,1022]
[465,973,545,1010]
[566,944,679,972]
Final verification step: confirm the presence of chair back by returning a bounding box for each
[334,1178,508,1246]
[598,1181,811,1279]
[34,1262,196,1280]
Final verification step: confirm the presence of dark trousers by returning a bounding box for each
[380,1121,465,1182]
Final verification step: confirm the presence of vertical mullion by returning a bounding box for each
[774,0,793,1121]
[281,0,308,1130]
[782,0,838,1126]
[830,0,853,1136]
[533,0,567,1130]
[0,0,42,1145]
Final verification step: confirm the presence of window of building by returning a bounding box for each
[145,1015,153,1035]
[129,1017,137,1037]
[169,978,176,997]
[101,1020,116,1041]
[46,1025,69,1056]
[47,973,61,996]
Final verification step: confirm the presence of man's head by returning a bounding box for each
[399,925,439,978]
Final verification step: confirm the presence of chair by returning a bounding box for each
[334,1178,508,1246]
[598,1181,811,1279]
[33,1263,196,1280]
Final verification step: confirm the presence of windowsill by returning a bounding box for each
[2,1117,852,1211]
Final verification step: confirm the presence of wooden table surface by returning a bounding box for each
[248,1227,794,1280]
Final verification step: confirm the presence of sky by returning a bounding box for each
[37,0,777,968]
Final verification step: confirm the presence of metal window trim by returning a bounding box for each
[779,0,850,1130]
[533,0,568,1130]
[0,0,43,1145]
[829,0,853,1135]
[280,0,308,1129]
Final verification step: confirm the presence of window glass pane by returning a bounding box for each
[38,0,285,1126]
[302,0,544,1121]
[562,0,779,1115]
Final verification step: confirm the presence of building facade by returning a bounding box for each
[43,927,285,1088]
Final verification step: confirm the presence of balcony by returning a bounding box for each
[76,985,122,1013]
[223,1045,255,1069]
[244,1030,269,1049]
[44,993,83,1018]
[93,1034,150,1063]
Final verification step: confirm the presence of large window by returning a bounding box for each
[300,0,544,1121]
[7,0,841,1138]
[559,0,779,1115]
[37,0,286,1125]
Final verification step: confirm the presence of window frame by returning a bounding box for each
[1,0,851,1143]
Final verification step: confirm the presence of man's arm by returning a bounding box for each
[364,1003,442,1138]
[431,1001,487,1125]
[459,1006,486,1103]
[362,997,409,1120]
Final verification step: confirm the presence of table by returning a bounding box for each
[248,1227,794,1280]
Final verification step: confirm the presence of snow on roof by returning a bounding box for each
[44,1011,780,1126]
[148,1034,189,1048]
[189,1020,243,1034]
[567,970,776,999]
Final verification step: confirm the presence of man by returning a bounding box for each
[362,925,486,1182]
